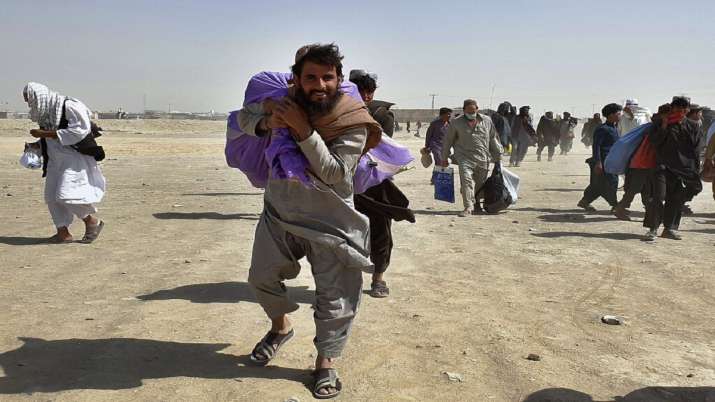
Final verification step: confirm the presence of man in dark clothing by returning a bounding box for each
[681,104,705,215]
[509,106,536,167]
[494,102,512,150]
[578,103,622,212]
[424,107,452,167]
[643,96,702,240]
[613,105,670,222]
[348,69,395,138]
[536,111,560,161]
[350,69,415,297]
[581,113,602,147]
[559,112,578,155]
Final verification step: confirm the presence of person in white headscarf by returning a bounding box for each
[618,98,651,136]
[23,82,106,243]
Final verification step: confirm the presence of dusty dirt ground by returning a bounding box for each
[0,119,713,402]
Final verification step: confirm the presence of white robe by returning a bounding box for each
[44,99,106,205]
[618,107,651,136]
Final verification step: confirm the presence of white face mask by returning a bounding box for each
[465,113,477,120]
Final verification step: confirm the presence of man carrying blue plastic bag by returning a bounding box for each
[441,99,503,217]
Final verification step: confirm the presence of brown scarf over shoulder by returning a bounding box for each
[288,87,382,153]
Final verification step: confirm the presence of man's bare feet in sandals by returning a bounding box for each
[48,227,73,243]
[250,315,294,365]
[313,356,341,399]
[81,215,104,244]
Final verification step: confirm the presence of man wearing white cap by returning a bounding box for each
[618,98,651,136]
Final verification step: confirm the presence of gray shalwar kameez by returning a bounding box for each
[441,114,503,210]
[239,104,371,359]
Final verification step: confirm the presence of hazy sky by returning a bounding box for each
[2,0,714,117]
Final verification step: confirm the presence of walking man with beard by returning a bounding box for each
[239,44,381,399]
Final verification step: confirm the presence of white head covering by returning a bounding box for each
[23,82,66,130]
[624,98,639,107]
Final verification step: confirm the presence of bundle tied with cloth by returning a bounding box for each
[225,72,413,193]
[23,83,105,177]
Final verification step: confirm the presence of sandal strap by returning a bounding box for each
[314,368,341,391]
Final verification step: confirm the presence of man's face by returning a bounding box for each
[464,104,478,115]
[294,61,341,114]
[594,114,601,121]
[359,89,375,104]
[671,106,687,115]
[607,111,622,123]
[546,112,553,119]
[689,111,703,121]
[440,112,451,122]
[624,106,634,117]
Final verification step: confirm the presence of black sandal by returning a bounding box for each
[312,368,342,399]
[369,281,390,298]
[249,329,294,366]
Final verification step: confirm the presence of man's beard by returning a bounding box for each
[293,87,342,116]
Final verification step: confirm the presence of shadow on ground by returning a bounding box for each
[0,337,310,394]
[522,386,715,402]
[152,212,259,221]
[0,236,50,246]
[137,282,314,305]
[181,192,263,197]
[531,231,643,241]
[412,209,461,216]
[534,188,584,193]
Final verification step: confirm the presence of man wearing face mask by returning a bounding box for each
[441,99,503,217]
[644,96,702,240]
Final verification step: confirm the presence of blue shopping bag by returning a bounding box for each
[433,166,455,203]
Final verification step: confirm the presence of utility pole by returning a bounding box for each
[489,84,496,110]
[429,94,438,111]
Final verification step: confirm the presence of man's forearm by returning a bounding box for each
[31,129,57,138]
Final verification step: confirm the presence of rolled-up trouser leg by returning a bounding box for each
[458,162,476,210]
[248,215,304,319]
[308,241,363,359]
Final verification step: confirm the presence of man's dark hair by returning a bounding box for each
[601,103,623,117]
[291,43,344,79]
[439,107,452,115]
[463,99,478,109]
[671,96,690,109]
[349,72,377,92]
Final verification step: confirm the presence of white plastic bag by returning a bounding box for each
[19,150,42,170]
[501,166,520,203]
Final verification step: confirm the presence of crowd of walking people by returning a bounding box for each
[17,42,715,399]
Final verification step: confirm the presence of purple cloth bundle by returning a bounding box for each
[225,71,413,193]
